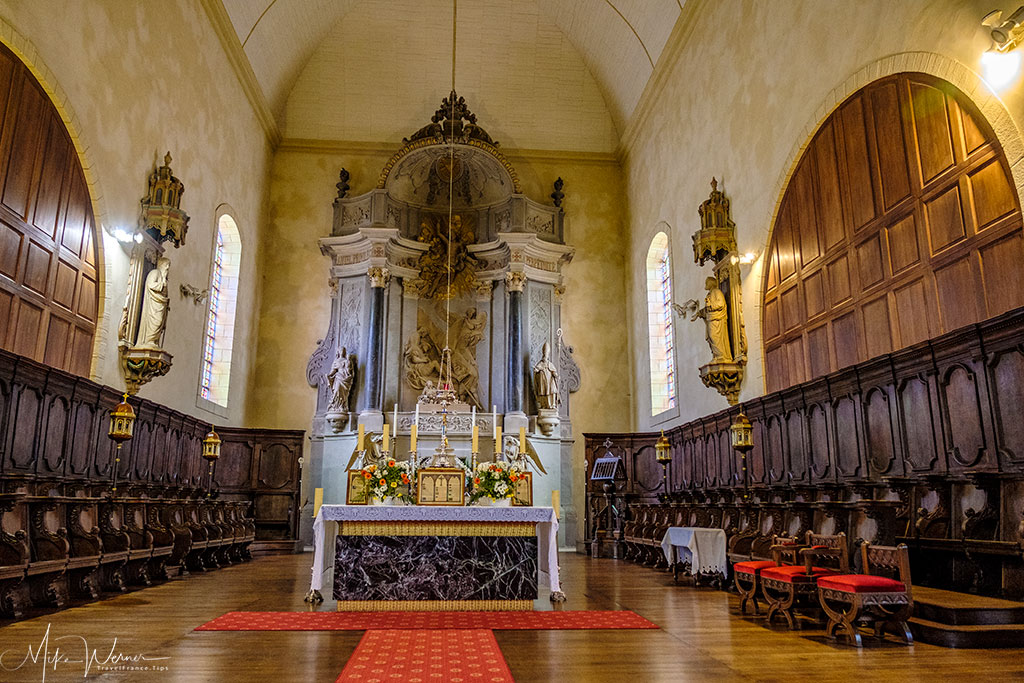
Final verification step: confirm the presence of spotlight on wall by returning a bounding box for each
[983,7,1024,88]
[984,7,1024,49]
[730,252,757,265]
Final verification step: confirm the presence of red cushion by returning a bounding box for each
[760,565,836,583]
[817,574,906,593]
[734,560,776,575]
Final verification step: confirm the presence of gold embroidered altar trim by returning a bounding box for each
[338,599,532,612]
[338,521,535,537]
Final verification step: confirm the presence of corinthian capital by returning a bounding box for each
[505,271,526,292]
[367,266,391,288]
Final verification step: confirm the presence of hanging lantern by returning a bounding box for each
[108,394,136,442]
[730,412,753,453]
[202,428,222,461]
[655,430,672,464]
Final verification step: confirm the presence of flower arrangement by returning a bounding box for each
[361,459,413,503]
[470,460,524,502]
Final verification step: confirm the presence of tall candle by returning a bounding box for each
[472,425,479,453]
[393,404,398,433]
[414,403,420,427]
[519,426,526,453]
[410,424,418,452]
[357,423,365,450]
[495,426,502,456]
[492,405,497,439]
[382,424,390,450]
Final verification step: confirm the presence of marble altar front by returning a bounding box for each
[310,504,562,610]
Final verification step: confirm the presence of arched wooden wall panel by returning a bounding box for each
[762,73,1023,393]
[0,42,99,376]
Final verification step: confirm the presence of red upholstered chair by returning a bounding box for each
[760,532,848,629]
[733,535,797,615]
[817,543,913,647]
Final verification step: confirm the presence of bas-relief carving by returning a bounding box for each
[416,213,478,300]
[528,285,552,361]
[403,305,487,408]
[557,331,581,416]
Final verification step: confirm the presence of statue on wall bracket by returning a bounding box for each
[116,151,190,395]
[676,178,748,406]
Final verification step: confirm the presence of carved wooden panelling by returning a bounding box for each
[763,73,1023,392]
[989,348,1024,463]
[0,43,99,377]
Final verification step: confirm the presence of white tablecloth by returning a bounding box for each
[310,504,561,598]
[660,527,728,576]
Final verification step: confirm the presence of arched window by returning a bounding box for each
[199,213,241,408]
[646,231,676,415]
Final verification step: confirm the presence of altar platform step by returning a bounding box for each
[910,585,1024,648]
[251,539,304,555]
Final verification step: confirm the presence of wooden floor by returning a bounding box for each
[2,553,1024,682]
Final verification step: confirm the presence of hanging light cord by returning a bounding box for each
[444,0,457,353]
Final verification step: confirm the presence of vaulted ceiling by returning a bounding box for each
[218,0,683,152]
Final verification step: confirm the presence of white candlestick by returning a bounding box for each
[492,405,497,439]
[393,403,398,433]
[414,404,420,428]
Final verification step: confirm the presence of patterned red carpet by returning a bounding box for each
[335,629,514,683]
[196,609,659,631]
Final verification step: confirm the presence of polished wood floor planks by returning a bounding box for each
[1,553,1023,681]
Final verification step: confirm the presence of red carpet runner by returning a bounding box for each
[196,609,658,631]
[335,629,514,683]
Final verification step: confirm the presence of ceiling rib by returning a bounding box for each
[243,0,278,47]
[604,0,654,68]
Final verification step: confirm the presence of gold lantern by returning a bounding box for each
[202,428,221,461]
[108,393,136,442]
[107,393,135,495]
[730,412,753,500]
[203,428,221,497]
[655,430,672,497]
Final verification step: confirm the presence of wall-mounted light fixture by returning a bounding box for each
[982,7,1024,88]
[108,226,143,245]
[730,251,757,266]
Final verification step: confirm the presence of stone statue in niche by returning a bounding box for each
[681,276,732,363]
[135,257,171,349]
[532,341,561,436]
[326,346,357,415]
[532,342,560,410]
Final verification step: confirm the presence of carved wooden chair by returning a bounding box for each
[760,532,848,629]
[733,534,795,615]
[817,542,913,647]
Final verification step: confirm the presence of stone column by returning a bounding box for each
[505,272,528,430]
[360,266,390,432]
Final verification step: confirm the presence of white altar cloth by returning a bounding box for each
[310,504,562,598]
[660,527,728,576]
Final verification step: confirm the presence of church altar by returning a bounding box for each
[310,504,562,610]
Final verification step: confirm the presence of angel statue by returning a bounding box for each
[676,276,732,363]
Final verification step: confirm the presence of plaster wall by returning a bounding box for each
[625,0,1024,430]
[250,142,630,542]
[0,0,273,426]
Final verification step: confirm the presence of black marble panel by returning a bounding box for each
[333,535,538,601]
